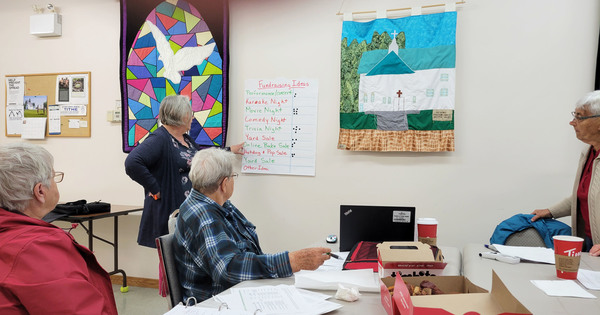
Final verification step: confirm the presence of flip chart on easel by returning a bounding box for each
[242,78,318,176]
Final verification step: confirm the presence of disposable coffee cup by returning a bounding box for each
[417,218,438,246]
[553,235,584,280]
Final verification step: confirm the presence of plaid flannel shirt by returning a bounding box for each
[174,189,292,302]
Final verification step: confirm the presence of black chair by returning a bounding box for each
[156,233,183,308]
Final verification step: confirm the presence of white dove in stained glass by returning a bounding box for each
[146,20,216,84]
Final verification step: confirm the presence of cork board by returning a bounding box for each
[5,72,91,137]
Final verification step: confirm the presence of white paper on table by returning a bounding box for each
[493,244,555,264]
[164,304,254,315]
[217,284,341,315]
[316,251,348,271]
[578,269,600,290]
[531,280,596,298]
[295,269,379,292]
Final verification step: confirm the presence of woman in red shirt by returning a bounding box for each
[532,91,600,256]
[0,142,118,315]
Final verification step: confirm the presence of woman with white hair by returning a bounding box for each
[173,148,331,303]
[0,142,117,314]
[532,91,600,256]
[125,94,243,248]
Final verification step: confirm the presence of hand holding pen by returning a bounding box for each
[327,252,342,260]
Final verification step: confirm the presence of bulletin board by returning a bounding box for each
[4,72,91,138]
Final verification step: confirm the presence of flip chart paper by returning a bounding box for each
[242,78,318,176]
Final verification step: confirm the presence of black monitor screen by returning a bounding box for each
[339,205,416,252]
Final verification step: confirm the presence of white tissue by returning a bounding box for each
[334,284,361,302]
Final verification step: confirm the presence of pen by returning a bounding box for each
[327,252,342,260]
[484,244,497,252]
[479,251,520,264]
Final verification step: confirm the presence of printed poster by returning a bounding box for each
[6,77,24,135]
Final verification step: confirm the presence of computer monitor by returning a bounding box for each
[339,205,416,252]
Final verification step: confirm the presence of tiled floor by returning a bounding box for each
[112,285,170,315]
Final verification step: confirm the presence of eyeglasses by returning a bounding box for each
[219,173,239,186]
[53,171,64,183]
[571,111,600,121]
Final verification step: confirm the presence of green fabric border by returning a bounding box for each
[340,112,378,129]
[407,110,454,130]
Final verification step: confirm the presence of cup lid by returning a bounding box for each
[552,235,583,242]
[417,217,438,225]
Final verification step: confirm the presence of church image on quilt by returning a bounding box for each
[357,31,455,131]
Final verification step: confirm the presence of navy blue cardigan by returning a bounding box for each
[125,126,197,248]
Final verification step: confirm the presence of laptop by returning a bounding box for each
[339,205,416,252]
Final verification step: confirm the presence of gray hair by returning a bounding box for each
[189,148,235,194]
[576,90,600,115]
[159,95,193,127]
[0,142,54,212]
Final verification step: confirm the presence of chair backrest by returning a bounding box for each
[505,227,546,247]
[156,233,183,308]
[168,209,179,234]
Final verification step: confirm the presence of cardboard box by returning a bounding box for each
[380,271,531,315]
[377,242,447,278]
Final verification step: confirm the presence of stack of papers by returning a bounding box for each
[294,269,379,292]
[492,244,555,264]
[214,284,341,314]
[315,252,348,272]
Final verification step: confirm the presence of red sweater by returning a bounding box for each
[0,209,117,314]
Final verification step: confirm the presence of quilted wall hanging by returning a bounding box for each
[120,0,229,153]
[338,11,456,152]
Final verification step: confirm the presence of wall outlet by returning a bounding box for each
[107,100,122,122]
[113,107,122,121]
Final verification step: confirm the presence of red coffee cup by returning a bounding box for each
[417,218,438,246]
[553,235,584,280]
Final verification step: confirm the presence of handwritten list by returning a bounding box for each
[242,78,318,176]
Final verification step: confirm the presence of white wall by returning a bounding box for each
[1,0,598,279]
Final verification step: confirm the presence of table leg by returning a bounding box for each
[88,220,93,252]
[112,216,129,293]
[114,216,118,271]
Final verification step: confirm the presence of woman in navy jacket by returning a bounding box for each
[125,95,242,248]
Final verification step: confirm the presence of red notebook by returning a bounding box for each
[342,241,380,272]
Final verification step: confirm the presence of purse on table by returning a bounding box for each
[53,200,111,215]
